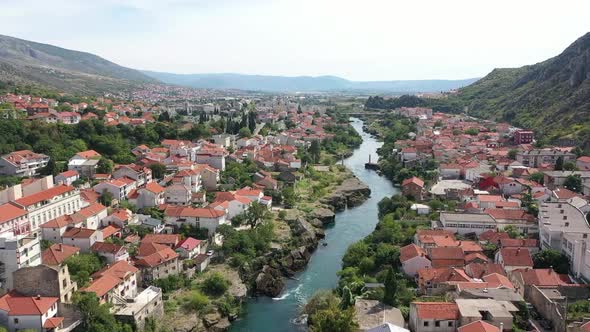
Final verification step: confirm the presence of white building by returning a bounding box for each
[61,227,103,253]
[165,184,191,205]
[164,206,227,235]
[67,150,101,178]
[14,184,81,238]
[0,150,50,177]
[0,292,61,331]
[0,232,41,290]
[136,182,165,209]
[539,202,590,281]
[94,179,136,201]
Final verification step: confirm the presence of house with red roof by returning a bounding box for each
[103,208,134,228]
[42,243,80,267]
[82,260,139,303]
[577,156,590,171]
[54,169,80,186]
[0,291,63,331]
[495,248,533,272]
[430,247,465,268]
[135,182,165,209]
[113,163,152,187]
[0,150,50,177]
[176,237,202,259]
[68,150,101,178]
[40,215,84,242]
[142,233,180,248]
[164,206,227,235]
[400,244,431,277]
[165,184,192,206]
[0,203,29,237]
[409,302,459,332]
[509,268,571,298]
[94,178,136,201]
[498,238,539,254]
[91,242,128,264]
[402,176,425,201]
[135,242,180,286]
[458,320,500,332]
[61,227,103,253]
[209,191,254,219]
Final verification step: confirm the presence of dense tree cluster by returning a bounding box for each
[365,95,426,110]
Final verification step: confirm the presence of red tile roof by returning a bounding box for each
[402,176,424,188]
[57,169,78,178]
[165,206,225,218]
[499,248,533,267]
[93,260,138,280]
[62,227,98,239]
[513,268,569,286]
[101,225,121,239]
[458,320,500,332]
[478,230,510,242]
[77,202,107,218]
[430,247,465,260]
[400,244,428,263]
[15,185,75,207]
[144,181,165,194]
[43,316,64,328]
[499,238,538,248]
[42,244,80,266]
[414,302,459,320]
[91,242,124,254]
[81,274,120,297]
[177,237,202,251]
[0,203,27,224]
[464,263,506,279]
[39,215,75,228]
[76,150,101,159]
[0,291,58,316]
[142,233,180,246]
[135,246,178,268]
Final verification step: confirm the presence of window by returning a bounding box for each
[423,322,429,327]
[448,322,453,327]
[13,318,18,324]
[435,321,440,327]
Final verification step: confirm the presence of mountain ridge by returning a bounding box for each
[142,70,478,93]
[0,34,158,94]
[452,31,590,146]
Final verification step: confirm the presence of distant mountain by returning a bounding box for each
[453,32,590,146]
[0,34,158,94]
[142,71,478,93]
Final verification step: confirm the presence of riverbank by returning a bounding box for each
[230,118,398,331]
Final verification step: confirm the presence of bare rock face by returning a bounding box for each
[311,207,336,225]
[255,265,285,297]
[281,246,312,276]
[322,177,371,211]
[203,312,222,328]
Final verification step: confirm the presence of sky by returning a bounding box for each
[1,0,589,81]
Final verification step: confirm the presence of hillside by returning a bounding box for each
[453,32,590,146]
[0,34,158,94]
[142,71,477,93]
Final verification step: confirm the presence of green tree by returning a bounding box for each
[238,127,252,138]
[564,174,583,193]
[508,149,518,160]
[244,201,270,228]
[555,156,564,170]
[528,172,544,185]
[183,290,209,311]
[65,253,103,287]
[339,286,354,309]
[383,267,398,306]
[282,187,298,208]
[202,272,230,296]
[563,161,577,171]
[96,157,114,174]
[99,189,114,206]
[503,225,522,239]
[310,305,358,332]
[533,249,570,274]
[149,163,167,179]
[73,292,132,332]
[310,140,321,164]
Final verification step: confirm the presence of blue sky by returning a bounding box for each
[2,0,589,81]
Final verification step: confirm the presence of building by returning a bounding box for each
[40,215,83,243]
[0,203,29,237]
[83,261,140,304]
[516,149,576,168]
[0,291,62,331]
[114,286,164,331]
[94,179,135,202]
[165,184,192,205]
[400,244,431,277]
[42,243,80,267]
[14,184,81,237]
[430,247,465,268]
[54,169,80,186]
[437,213,497,235]
[113,164,152,187]
[543,171,590,190]
[510,268,570,298]
[402,177,425,201]
[135,242,180,286]
[164,206,227,235]
[538,202,590,280]
[61,227,103,252]
[0,150,50,177]
[409,302,459,332]
[576,156,590,171]
[354,299,406,331]
[495,248,533,272]
[91,242,129,264]
[176,237,202,259]
[513,130,534,145]
[0,233,41,290]
[455,299,518,331]
[67,150,101,178]
[136,182,165,209]
[13,264,77,303]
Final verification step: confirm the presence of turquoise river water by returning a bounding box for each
[230,118,398,331]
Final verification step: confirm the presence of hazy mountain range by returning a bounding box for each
[141,71,478,93]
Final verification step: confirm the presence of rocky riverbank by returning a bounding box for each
[321,176,371,211]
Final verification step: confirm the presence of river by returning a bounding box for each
[230,118,398,331]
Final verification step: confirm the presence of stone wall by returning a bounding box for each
[13,265,59,297]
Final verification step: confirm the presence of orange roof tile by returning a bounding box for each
[15,185,75,207]
[0,203,27,224]
[414,302,459,320]
[499,248,533,267]
[42,244,80,266]
[458,320,500,332]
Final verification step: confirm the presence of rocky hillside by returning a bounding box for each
[0,34,158,94]
[454,32,590,146]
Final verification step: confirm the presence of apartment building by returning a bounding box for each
[0,233,41,290]
[538,202,590,280]
[516,149,576,168]
[0,150,50,177]
[13,184,81,237]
